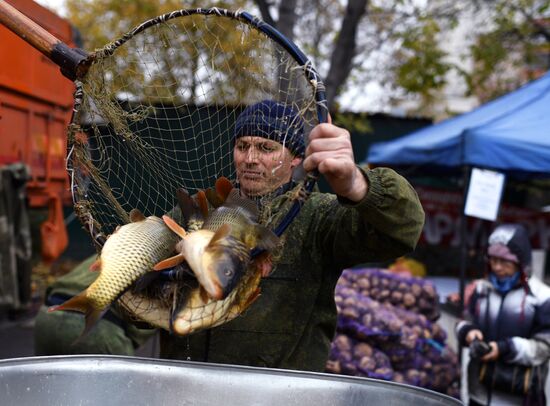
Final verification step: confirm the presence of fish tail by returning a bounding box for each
[242,287,261,311]
[48,291,107,340]
[73,308,108,344]
[169,281,196,332]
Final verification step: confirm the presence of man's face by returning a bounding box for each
[234,136,302,197]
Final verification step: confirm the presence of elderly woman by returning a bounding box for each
[457,224,550,406]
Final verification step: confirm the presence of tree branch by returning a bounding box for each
[513,4,550,41]
[325,0,369,108]
[277,0,298,40]
[254,0,276,27]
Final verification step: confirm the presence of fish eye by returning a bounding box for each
[224,269,234,277]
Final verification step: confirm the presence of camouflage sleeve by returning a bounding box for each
[46,255,99,298]
[313,166,425,269]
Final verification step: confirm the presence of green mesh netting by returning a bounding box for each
[68,10,323,241]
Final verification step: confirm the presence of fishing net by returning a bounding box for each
[59,9,327,334]
[67,9,326,247]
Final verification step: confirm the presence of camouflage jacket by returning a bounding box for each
[160,167,425,371]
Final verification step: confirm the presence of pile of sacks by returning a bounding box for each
[326,268,459,398]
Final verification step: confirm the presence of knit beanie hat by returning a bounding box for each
[233,100,305,158]
[488,224,532,274]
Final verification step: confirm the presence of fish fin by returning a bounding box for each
[207,224,232,247]
[48,291,106,340]
[253,252,273,277]
[162,215,187,238]
[170,280,197,329]
[199,286,210,304]
[89,258,101,272]
[129,208,146,222]
[48,291,90,315]
[153,254,186,271]
[205,188,223,208]
[176,188,203,225]
[78,307,108,342]
[244,225,279,251]
[215,177,233,202]
[255,226,279,251]
[196,190,209,219]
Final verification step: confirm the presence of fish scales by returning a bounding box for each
[155,186,277,301]
[48,213,181,340]
[203,206,253,231]
[89,217,177,308]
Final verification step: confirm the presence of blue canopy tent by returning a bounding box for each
[365,71,550,314]
[367,71,550,175]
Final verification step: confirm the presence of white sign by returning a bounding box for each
[464,168,506,221]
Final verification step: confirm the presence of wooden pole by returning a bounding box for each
[0,0,89,80]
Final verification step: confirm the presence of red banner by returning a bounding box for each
[416,186,550,250]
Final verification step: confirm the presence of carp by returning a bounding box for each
[155,179,278,301]
[118,257,263,336]
[49,209,178,337]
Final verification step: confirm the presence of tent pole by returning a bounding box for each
[459,165,471,317]
[457,165,471,400]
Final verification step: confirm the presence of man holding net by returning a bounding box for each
[159,100,425,371]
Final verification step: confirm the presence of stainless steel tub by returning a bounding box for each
[0,356,462,405]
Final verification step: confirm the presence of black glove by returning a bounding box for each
[469,338,491,359]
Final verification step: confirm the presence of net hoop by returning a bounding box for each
[66,8,328,248]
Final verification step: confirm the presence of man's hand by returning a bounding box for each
[303,122,367,202]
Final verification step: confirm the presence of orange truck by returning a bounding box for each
[0,0,78,262]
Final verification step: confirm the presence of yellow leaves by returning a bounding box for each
[69,0,275,107]
[66,0,250,51]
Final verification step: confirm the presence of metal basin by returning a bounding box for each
[0,356,462,405]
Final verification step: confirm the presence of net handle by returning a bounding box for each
[0,0,89,80]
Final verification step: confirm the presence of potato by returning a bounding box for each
[403,293,416,307]
[354,342,373,358]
